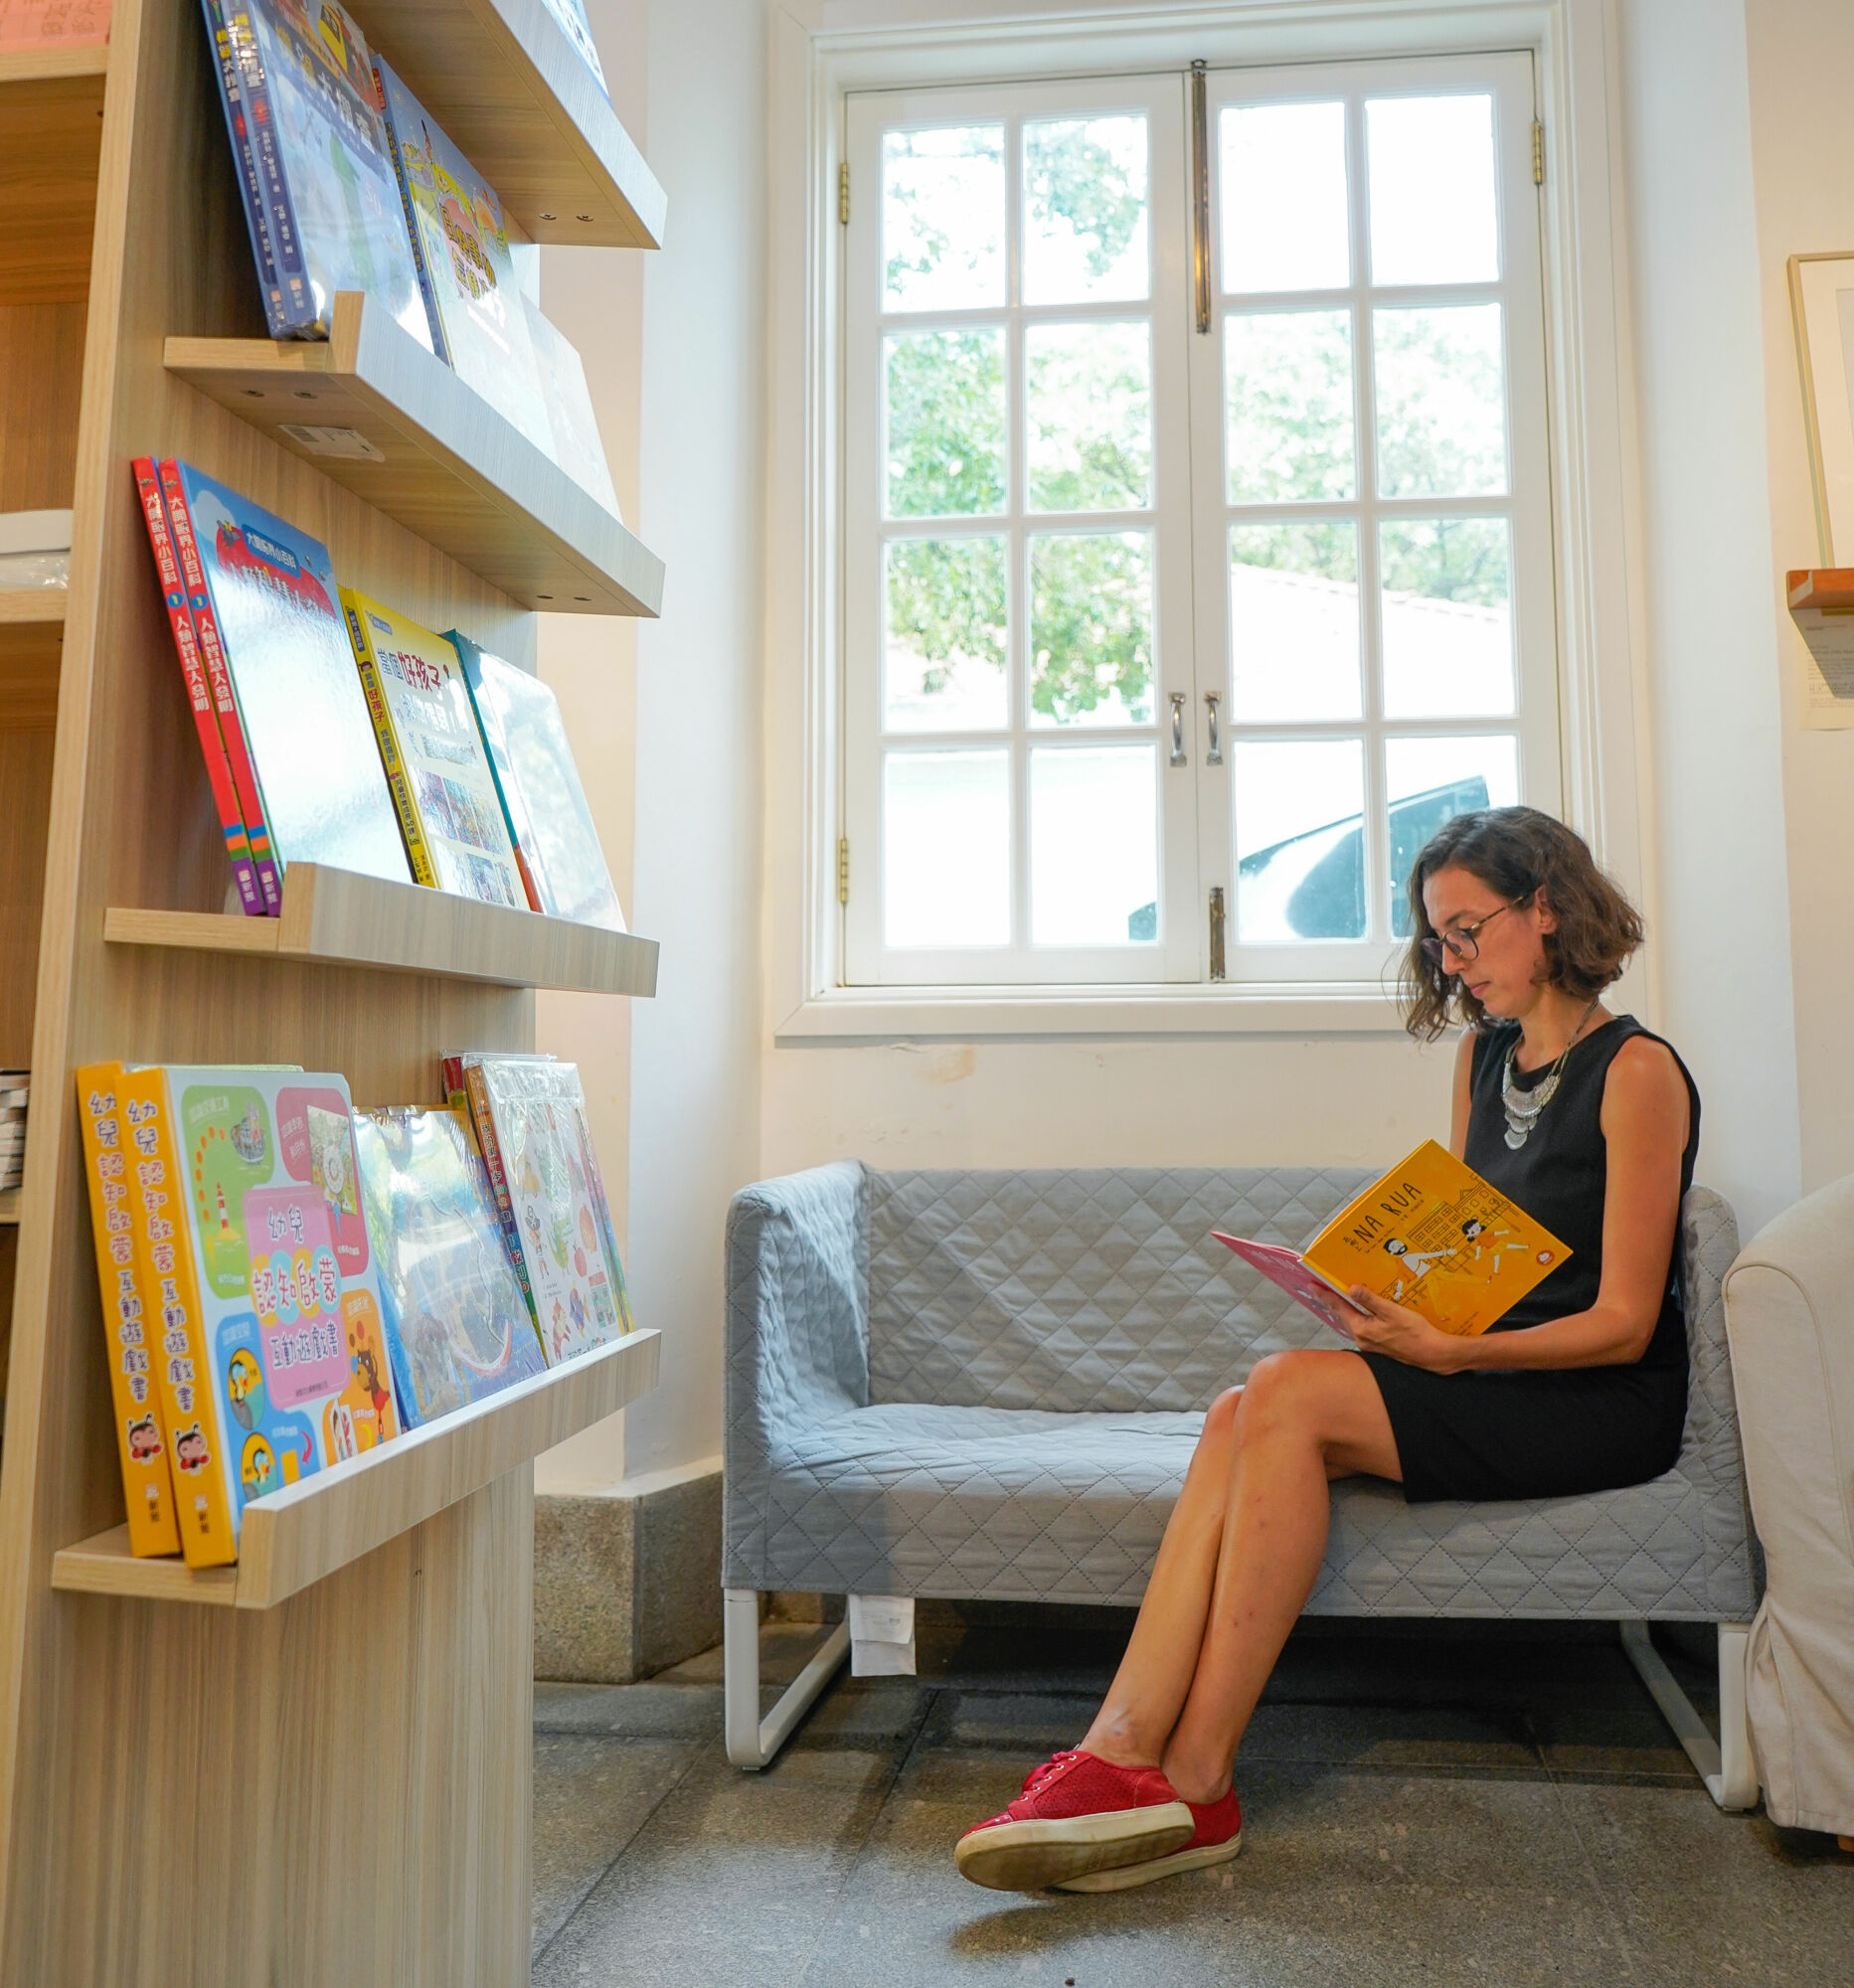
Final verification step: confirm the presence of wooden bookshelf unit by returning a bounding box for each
[0,3,664,1982]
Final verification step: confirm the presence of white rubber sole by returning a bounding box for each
[954,1802,1195,1893]
[1055,1828,1244,1893]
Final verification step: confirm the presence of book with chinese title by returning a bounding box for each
[1215,1138,1571,1340]
[352,1105,548,1425]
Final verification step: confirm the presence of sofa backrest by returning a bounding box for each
[865,1168,1740,1432]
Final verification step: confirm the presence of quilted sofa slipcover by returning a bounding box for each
[724,1163,1758,1621]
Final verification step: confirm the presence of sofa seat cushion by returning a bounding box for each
[741,1402,1754,1619]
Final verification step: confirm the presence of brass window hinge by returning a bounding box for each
[1209,885,1226,981]
[838,160,850,226]
[838,836,850,904]
[1532,119,1544,186]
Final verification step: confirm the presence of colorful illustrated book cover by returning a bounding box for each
[131,458,264,918]
[166,462,413,891]
[0,0,110,46]
[76,1064,183,1558]
[173,1067,401,1532]
[520,294,621,520]
[373,58,555,457]
[200,0,281,315]
[352,1106,549,1426]
[339,591,526,906]
[1218,1139,1572,1340]
[462,1056,633,1363]
[216,0,429,345]
[451,633,626,930]
[158,457,282,913]
[535,0,608,98]
[114,1066,239,1567]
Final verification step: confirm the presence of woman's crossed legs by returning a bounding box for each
[1081,1348,1402,1802]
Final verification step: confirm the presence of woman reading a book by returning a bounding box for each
[955,806,1699,1895]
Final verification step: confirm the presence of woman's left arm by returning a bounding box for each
[1349,1038,1690,1374]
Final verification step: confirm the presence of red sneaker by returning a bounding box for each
[953,1749,1195,1892]
[1055,1786,1243,1892]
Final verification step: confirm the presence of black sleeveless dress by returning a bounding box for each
[1359,1014,1699,1503]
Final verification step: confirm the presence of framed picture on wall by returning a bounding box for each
[1788,252,1854,564]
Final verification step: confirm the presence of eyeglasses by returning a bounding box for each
[1420,899,1524,969]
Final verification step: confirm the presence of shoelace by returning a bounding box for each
[1019,1748,1083,1797]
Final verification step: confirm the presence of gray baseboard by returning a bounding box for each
[534,1462,723,1683]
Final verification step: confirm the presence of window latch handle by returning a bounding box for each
[1204,691,1224,766]
[1169,692,1188,766]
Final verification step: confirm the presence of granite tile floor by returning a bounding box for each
[532,1609,1854,1987]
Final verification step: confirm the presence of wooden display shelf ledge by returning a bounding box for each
[53,1327,658,1609]
[0,587,66,729]
[358,0,664,248]
[0,48,108,305]
[105,860,659,994]
[166,293,664,617]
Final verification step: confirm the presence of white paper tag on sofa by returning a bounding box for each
[849,1594,916,1676]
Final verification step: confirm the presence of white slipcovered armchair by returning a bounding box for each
[1724,1177,1854,1840]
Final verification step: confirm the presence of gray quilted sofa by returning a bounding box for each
[722,1163,1760,1803]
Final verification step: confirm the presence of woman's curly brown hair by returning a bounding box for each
[1401,806,1644,1041]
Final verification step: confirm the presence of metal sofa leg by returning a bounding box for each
[723,1588,852,1771]
[1620,1621,1759,1811]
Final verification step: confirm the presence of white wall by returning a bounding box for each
[1611,0,1802,1237]
[1741,0,1854,1196]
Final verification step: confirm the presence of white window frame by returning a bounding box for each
[763,0,1652,1043]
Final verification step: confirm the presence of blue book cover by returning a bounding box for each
[199,0,285,334]
[373,58,555,458]
[222,0,430,347]
[167,463,413,890]
[352,1105,549,1426]
[449,632,627,931]
[537,0,610,101]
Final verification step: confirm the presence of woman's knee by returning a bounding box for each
[1233,1350,1331,1440]
[1192,1386,1244,1464]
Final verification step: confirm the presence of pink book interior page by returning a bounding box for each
[1212,1233,1367,1345]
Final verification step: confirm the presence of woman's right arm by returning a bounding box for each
[1449,1031,1474,1158]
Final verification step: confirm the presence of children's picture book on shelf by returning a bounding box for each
[163,461,414,895]
[450,632,627,931]
[0,0,109,47]
[1215,1138,1572,1341]
[534,0,609,100]
[75,1065,184,1559]
[458,1055,634,1363]
[207,0,430,346]
[373,58,556,458]
[520,295,621,520]
[131,459,267,917]
[339,591,527,906]
[125,1065,403,1561]
[352,1105,549,1426]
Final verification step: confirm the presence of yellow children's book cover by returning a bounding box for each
[1300,1139,1571,1337]
[116,1065,239,1568]
[76,1064,182,1558]
[339,588,527,910]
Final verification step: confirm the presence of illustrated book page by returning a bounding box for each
[452,633,626,929]
[353,1105,549,1426]
[340,590,526,905]
[170,462,412,888]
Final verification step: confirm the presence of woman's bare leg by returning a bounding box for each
[1160,1352,1400,1800]
[1080,1351,1401,1795]
[1075,1385,1247,1768]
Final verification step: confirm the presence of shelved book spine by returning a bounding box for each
[76,1063,184,1559]
[461,1062,538,1327]
[159,457,282,915]
[132,459,264,918]
[215,0,315,334]
[371,59,450,366]
[199,0,283,332]
[342,596,438,887]
[117,1065,239,1568]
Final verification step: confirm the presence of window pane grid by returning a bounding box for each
[1218,82,1524,953]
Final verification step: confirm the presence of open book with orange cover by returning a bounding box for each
[1215,1138,1572,1341]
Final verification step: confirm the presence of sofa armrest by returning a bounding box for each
[1676,1185,1761,1615]
[725,1161,871,1462]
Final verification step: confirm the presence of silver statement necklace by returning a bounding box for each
[1500,997,1601,1150]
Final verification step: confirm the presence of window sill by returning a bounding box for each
[774,982,1414,1043]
